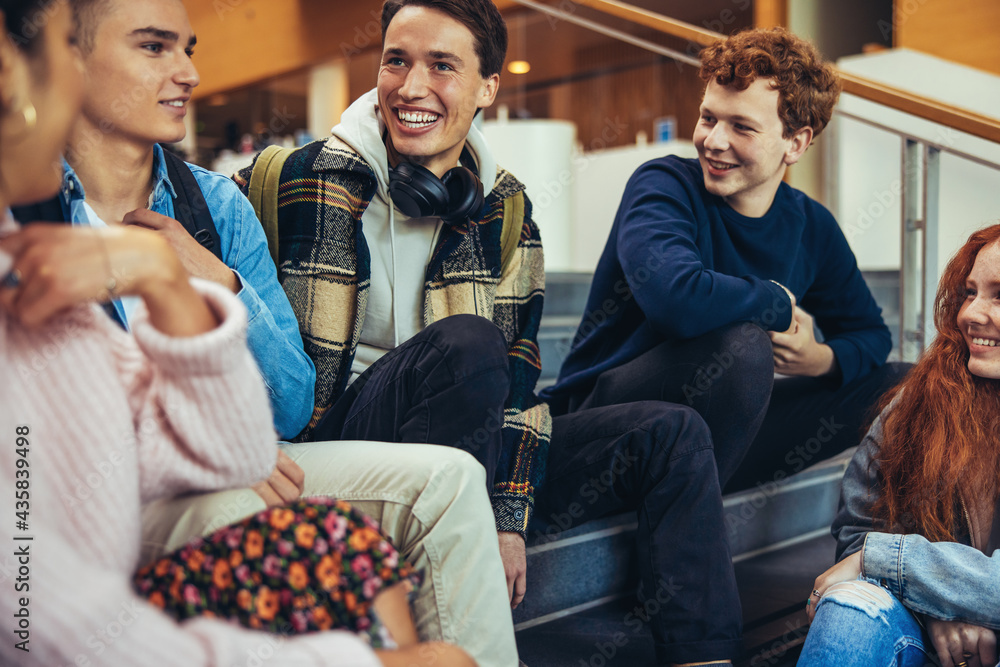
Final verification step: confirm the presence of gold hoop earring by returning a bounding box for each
[20,101,37,132]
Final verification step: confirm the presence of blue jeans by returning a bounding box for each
[799,578,936,667]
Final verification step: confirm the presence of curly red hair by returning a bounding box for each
[699,27,841,138]
[873,223,1000,541]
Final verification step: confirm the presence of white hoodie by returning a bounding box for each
[331,88,498,384]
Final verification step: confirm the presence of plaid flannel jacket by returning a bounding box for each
[235,136,551,536]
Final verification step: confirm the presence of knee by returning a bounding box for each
[804,581,905,666]
[817,580,898,620]
[713,323,773,378]
[413,447,495,535]
[426,446,488,499]
[425,315,510,380]
[427,314,507,355]
[685,324,773,399]
[701,322,774,384]
[630,402,716,469]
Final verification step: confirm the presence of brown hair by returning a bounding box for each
[381,0,507,79]
[873,223,1000,541]
[66,0,111,54]
[699,27,841,138]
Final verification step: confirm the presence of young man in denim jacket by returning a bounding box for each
[59,0,314,441]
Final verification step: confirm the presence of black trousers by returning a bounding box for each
[310,314,511,488]
[562,323,910,493]
[537,402,743,664]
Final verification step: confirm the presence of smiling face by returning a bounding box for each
[957,241,1000,379]
[693,78,812,218]
[377,5,498,178]
[75,0,198,148]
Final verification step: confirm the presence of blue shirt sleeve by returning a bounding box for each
[190,166,316,439]
[617,160,794,339]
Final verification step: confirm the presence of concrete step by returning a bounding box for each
[512,449,851,629]
[543,272,593,317]
[515,533,836,666]
[539,272,592,381]
[538,316,579,380]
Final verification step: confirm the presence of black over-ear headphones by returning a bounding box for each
[388,146,485,226]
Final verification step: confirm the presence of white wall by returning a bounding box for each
[570,140,697,273]
[834,49,1000,276]
[482,119,577,271]
[482,115,697,273]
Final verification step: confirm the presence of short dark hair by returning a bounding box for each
[381,0,507,79]
[699,27,841,138]
[66,0,111,54]
[1,0,60,54]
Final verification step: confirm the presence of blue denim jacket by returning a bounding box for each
[60,145,315,439]
[833,410,1000,629]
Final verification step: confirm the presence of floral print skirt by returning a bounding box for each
[134,496,421,648]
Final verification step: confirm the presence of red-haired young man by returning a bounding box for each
[541,28,910,664]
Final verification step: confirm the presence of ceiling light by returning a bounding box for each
[507,60,531,75]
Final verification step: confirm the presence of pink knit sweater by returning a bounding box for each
[0,263,381,665]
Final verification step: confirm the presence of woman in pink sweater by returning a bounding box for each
[0,2,471,665]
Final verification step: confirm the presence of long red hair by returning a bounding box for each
[873,223,1000,541]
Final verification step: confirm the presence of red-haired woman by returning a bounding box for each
[799,224,1000,667]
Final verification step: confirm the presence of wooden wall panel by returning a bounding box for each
[184,0,383,99]
[565,41,707,151]
[754,0,788,27]
[184,0,518,100]
[894,0,1000,75]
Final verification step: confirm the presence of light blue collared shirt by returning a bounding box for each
[61,145,315,439]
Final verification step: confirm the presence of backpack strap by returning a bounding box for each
[499,191,524,276]
[11,196,67,224]
[11,196,124,325]
[247,145,295,265]
[162,147,223,261]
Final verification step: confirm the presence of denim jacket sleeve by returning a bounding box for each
[191,166,316,439]
[834,407,1000,628]
[861,532,1000,628]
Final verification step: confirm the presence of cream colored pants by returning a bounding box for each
[140,441,518,667]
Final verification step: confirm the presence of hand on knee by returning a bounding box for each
[372,580,419,648]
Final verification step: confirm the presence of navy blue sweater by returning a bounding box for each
[541,156,891,412]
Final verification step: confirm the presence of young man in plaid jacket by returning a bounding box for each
[240,1,740,664]
[236,0,549,605]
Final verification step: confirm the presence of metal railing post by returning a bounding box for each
[921,146,941,353]
[900,139,923,362]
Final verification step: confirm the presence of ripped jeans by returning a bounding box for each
[799,577,937,667]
